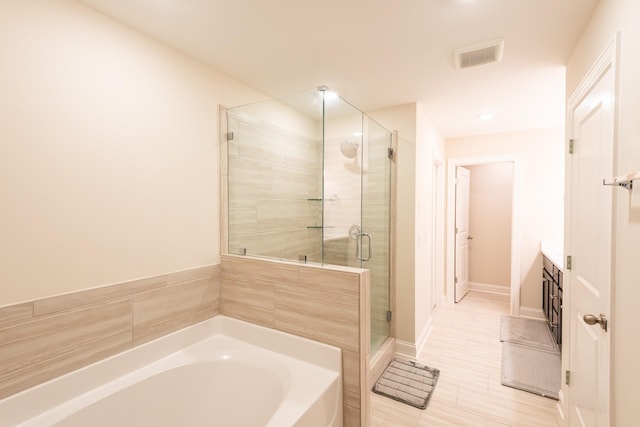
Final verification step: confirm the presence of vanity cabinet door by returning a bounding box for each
[542,255,563,346]
[557,271,563,346]
[542,264,554,323]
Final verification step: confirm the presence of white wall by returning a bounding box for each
[368,103,446,357]
[566,0,640,423]
[0,0,263,306]
[415,103,446,353]
[446,127,565,310]
[467,162,513,289]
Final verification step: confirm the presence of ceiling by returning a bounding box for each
[80,0,599,139]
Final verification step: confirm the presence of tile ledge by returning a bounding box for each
[222,254,367,274]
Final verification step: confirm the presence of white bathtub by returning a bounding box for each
[0,316,343,427]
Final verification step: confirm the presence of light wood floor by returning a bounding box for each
[370,291,559,426]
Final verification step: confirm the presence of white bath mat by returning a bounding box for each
[372,358,439,410]
[500,315,558,352]
[501,342,561,400]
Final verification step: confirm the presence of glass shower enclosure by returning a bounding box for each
[225,88,392,354]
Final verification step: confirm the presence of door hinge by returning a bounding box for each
[386,310,392,322]
[387,147,395,159]
[565,370,571,386]
[226,132,234,141]
[455,277,458,284]
[566,255,572,271]
[569,139,575,154]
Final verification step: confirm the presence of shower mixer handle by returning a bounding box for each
[349,224,361,240]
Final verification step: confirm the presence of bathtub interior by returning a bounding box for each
[0,316,343,427]
[54,361,284,427]
[49,360,285,427]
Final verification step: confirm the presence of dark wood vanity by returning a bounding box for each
[542,255,563,346]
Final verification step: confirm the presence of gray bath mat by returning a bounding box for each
[372,358,439,410]
[501,342,561,400]
[500,315,558,352]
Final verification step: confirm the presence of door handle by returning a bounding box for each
[356,233,372,261]
[467,236,474,240]
[583,313,608,332]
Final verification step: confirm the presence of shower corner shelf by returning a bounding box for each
[603,170,640,190]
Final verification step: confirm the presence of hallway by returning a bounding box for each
[371,291,558,426]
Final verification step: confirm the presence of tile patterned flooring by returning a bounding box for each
[370,291,559,426]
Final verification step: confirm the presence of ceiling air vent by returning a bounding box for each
[453,38,504,69]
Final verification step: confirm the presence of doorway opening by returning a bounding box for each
[446,155,521,315]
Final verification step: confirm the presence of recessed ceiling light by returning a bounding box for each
[324,91,339,101]
[479,113,494,121]
[440,0,479,6]
[441,0,478,4]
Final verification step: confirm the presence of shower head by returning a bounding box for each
[340,140,359,159]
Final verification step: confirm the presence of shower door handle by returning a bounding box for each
[356,233,372,262]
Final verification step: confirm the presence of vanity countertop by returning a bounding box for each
[541,242,564,271]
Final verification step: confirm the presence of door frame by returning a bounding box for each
[432,156,444,310]
[446,155,522,315]
[562,33,619,426]
[454,166,471,302]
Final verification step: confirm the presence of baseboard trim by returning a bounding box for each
[395,339,416,358]
[394,317,433,359]
[469,282,510,295]
[556,390,566,426]
[519,306,545,320]
[415,317,433,357]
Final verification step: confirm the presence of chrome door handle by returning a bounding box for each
[363,233,371,261]
[356,233,372,261]
[583,313,608,332]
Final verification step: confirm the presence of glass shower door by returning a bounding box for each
[360,117,392,355]
[322,91,392,355]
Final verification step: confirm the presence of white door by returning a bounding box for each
[567,50,615,426]
[455,166,470,303]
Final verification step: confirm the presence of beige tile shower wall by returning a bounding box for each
[220,255,370,427]
[323,136,362,239]
[226,113,322,261]
[0,265,220,400]
[323,237,350,266]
